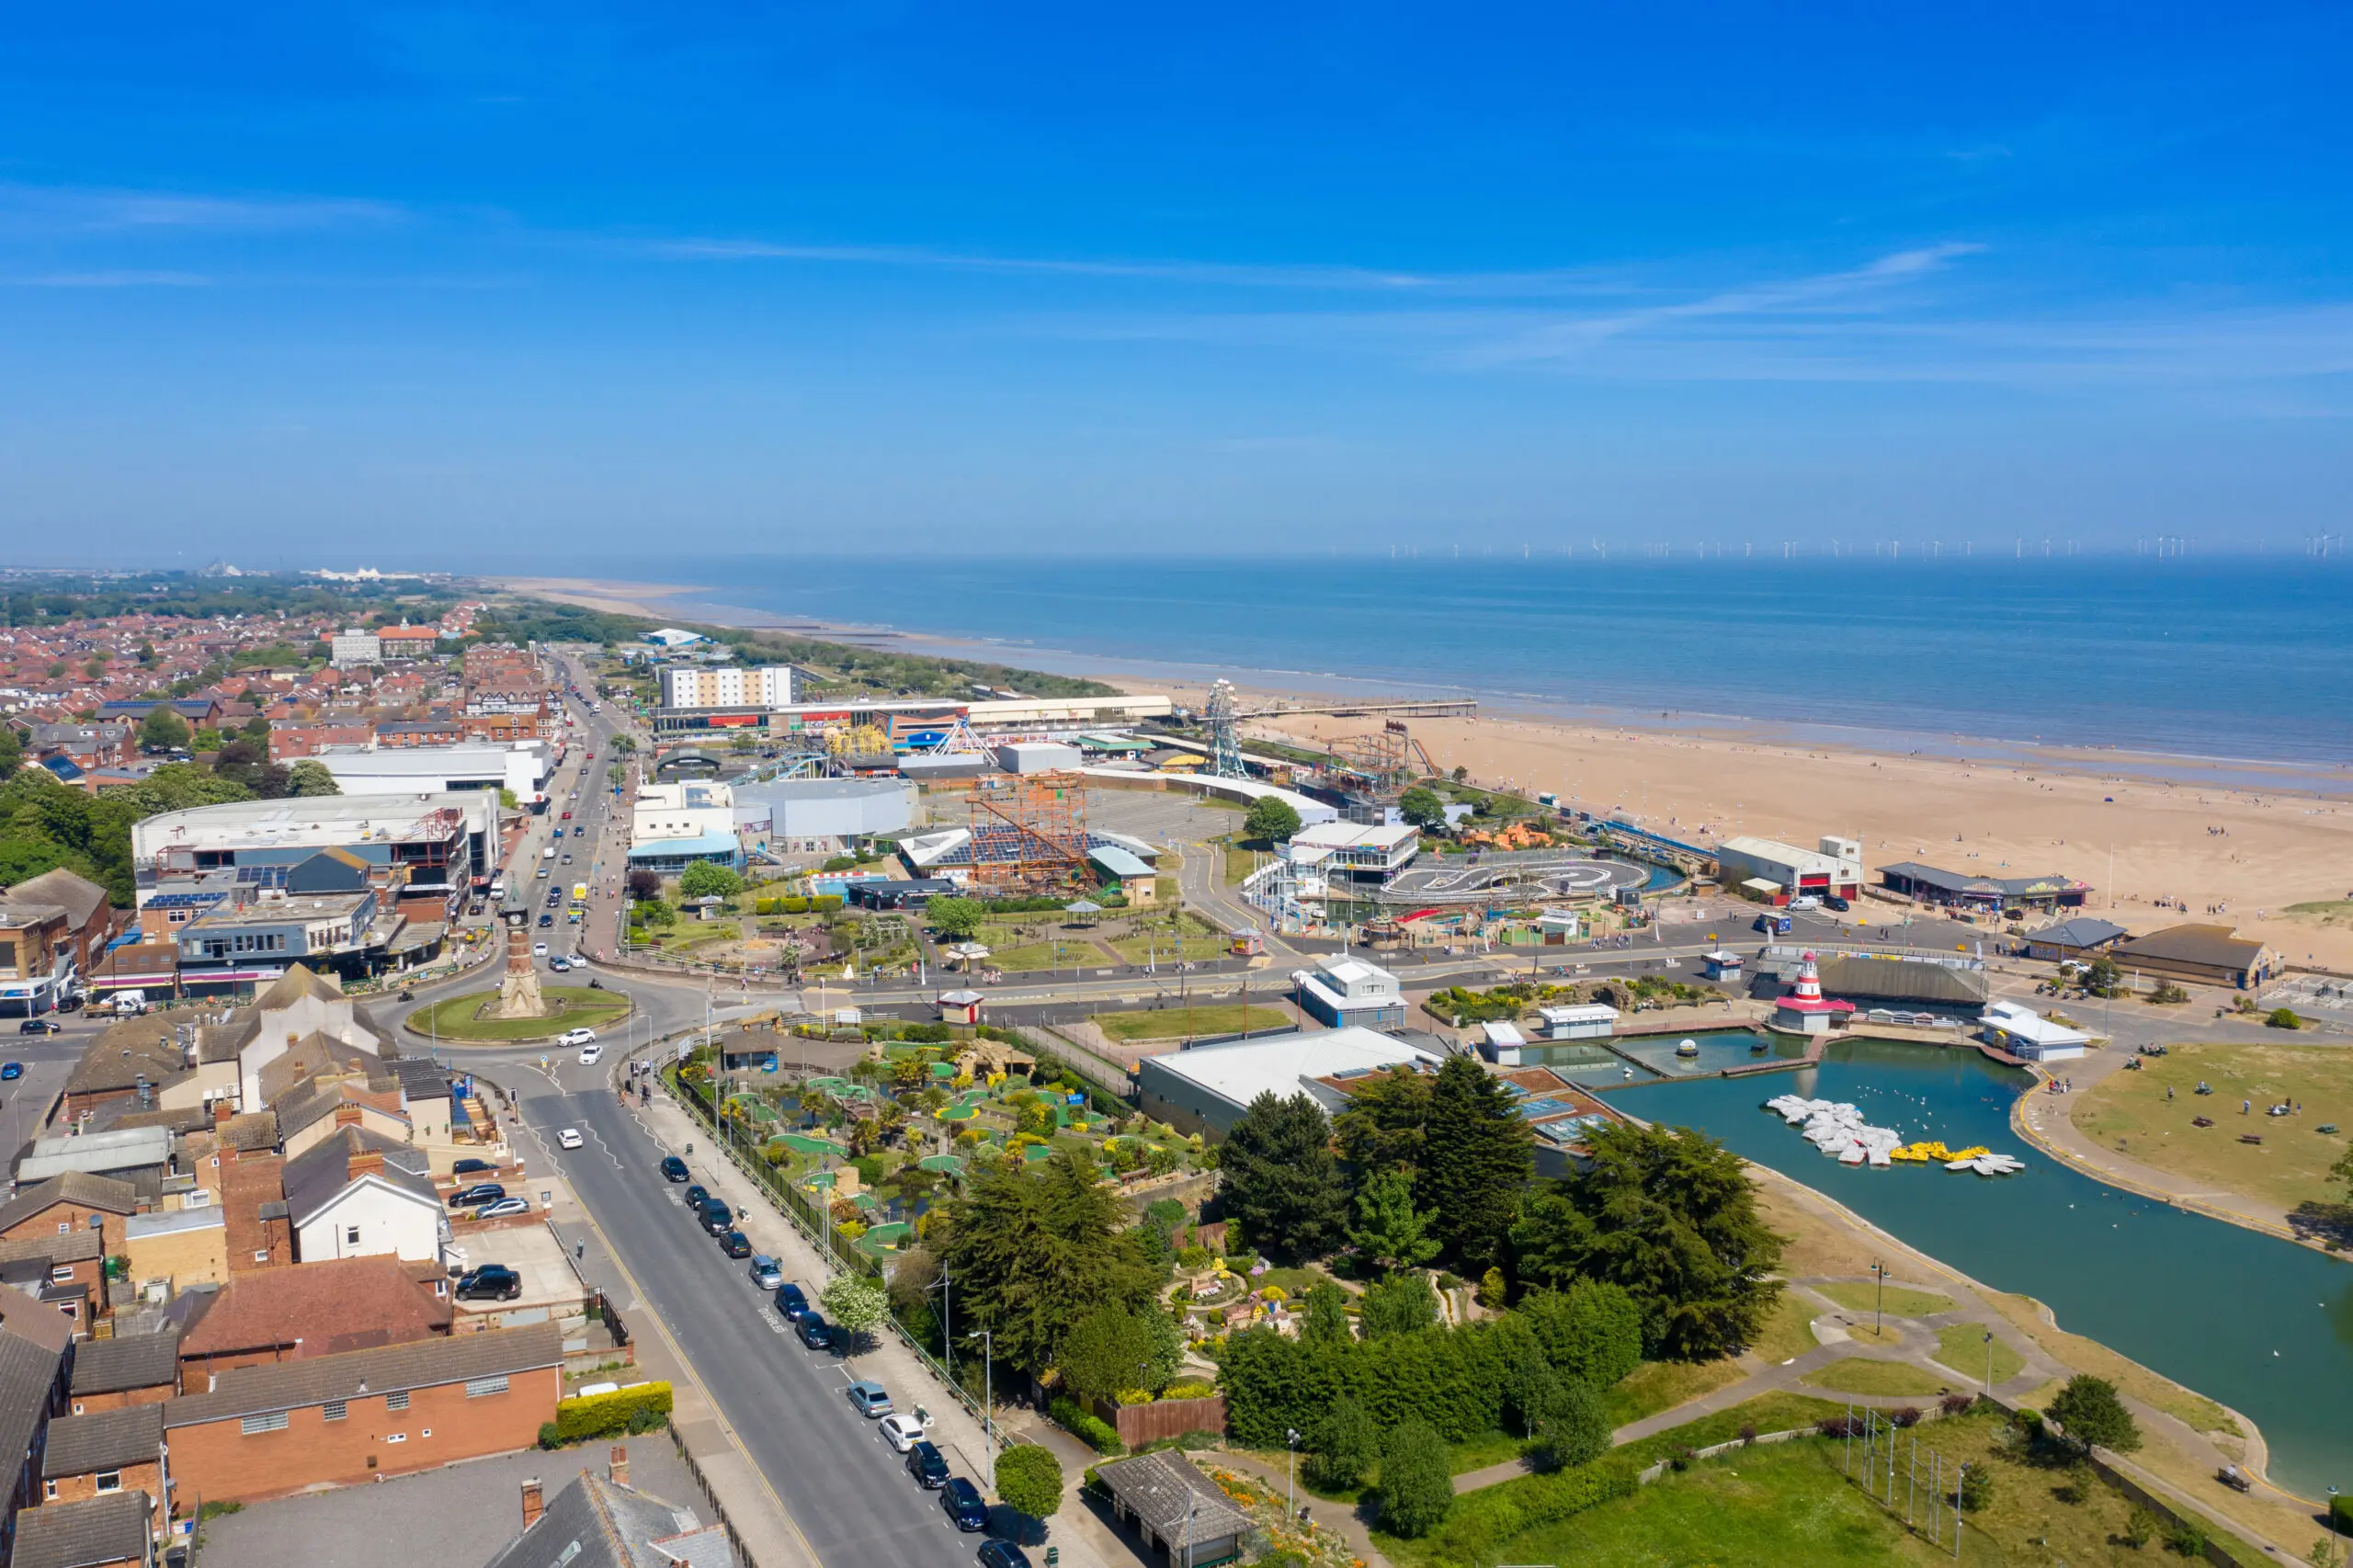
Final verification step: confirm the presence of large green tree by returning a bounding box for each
[995,1443,1063,1526]
[1516,1281,1644,1390]
[1219,1091,1349,1257]
[677,860,744,899]
[1396,786,1449,833]
[928,895,984,940]
[1057,1303,1183,1400]
[285,760,341,797]
[1421,1056,1534,1269]
[137,706,190,752]
[1378,1422,1454,1538]
[1357,1274,1439,1339]
[1331,1063,1431,1173]
[1512,1120,1783,1359]
[1310,1395,1378,1491]
[1347,1168,1440,1275]
[2046,1374,2142,1457]
[1243,795,1302,844]
[932,1147,1158,1375]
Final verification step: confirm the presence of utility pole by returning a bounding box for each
[965,1329,995,1493]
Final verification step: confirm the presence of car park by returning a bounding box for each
[795,1312,833,1349]
[557,1129,584,1151]
[718,1229,752,1258]
[878,1413,925,1452]
[474,1197,531,1220]
[455,1265,522,1301]
[683,1184,708,1209]
[660,1155,689,1182]
[978,1541,1034,1568]
[449,1183,505,1208]
[845,1380,892,1417]
[773,1281,809,1320]
[748,1255,783,1290]
[939,1478,988,1532]
[904,1441,949,1489]
[699,1200,733,1235]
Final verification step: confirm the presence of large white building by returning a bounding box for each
[629,780,742,872]
[1134,1026,1443,1137]
[733,778,915,845]
[329,629,381,667]
[659,665,795,710]
[131,792,504,915]
[1717,834,1865,903]
[1291,953,1407,1028]
[309,742,552,807]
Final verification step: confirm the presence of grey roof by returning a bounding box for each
[64,1021,190,1097]
[480,1471,730,1568]
[1092,1450,1251,1543]
[165,1323,563,1428]
[389,1058,452,1103]
[70,1329,182,1396]
[2025,917,2129,949]
[4,868,111,930]
[1815,955,1991,1006]
[0,1173,141,1234]
[0,1311,71,1505]
[1875,861,2086,899]
[43,1403,164,1479]
[2116,923,2270,970]
[0,1230,104,1269]
[10,1491,154,1568]
[280,1126,438,1227]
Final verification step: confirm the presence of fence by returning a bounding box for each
[664,1422,765,1568]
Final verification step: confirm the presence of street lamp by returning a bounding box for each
[2328,1487,2342,1568]
[1286,1427,1301,1518]
[1982,1328,1995,1394]
[964,1329,995,1493]
[1870,1261,1890,1338]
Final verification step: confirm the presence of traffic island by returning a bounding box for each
[404,986,634,1044]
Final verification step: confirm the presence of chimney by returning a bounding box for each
[334,1104,363,1129]
[608,1444,629,1488]
[213,1099,232,1126]
[349,1148,384,1177]
[519,1478,544,1529]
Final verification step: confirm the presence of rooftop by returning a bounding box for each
[1144,1026,1442,1113]
[70,1328,182,1395]
[2116,923,2271,969]
[480,1471,729,1568]
[167,1323,563,1427]
[9,1490,156,1568]
[178,1254,453,1361]
[43,1403,164,1479]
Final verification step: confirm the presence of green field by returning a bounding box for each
[1810,1281,1956,1319]
[1105,929,1233,963]
[1930,1324,2024,1388]
[405,986,631,1042]
[1093,1003,1292,1041]
[1800,1358,1955,1397]
[1603,1358,1749,1429]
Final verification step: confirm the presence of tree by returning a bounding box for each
[678,860,743,900]
[1243,795,1302,845]
[1347,1168,1440,1276]
[1301,1280,1353,1346]
[1517,1281,1644,1389]
[929,896,984,940]
[1421,1056,1533,1270]
[1058,1304,1176,1401]
[0,723,22,774]
[1378,1421,1453,1538]
[931,1148,1158,1375]
[1311,1395,1378,1491]
[1332,1063,1431,1173]
[1357,1274,1438,1339]
[2046,1374,2142,1457]
[2334,1142,2353,1203]
[609,733,637,756]
[1397,786,1448,833]
[1531,1378,1611,1471]
[285,760,341,797]
[819,1275,890,1350]
[1450,765,1469,783]
[1219,1092,1349,1257]
[138,706,191,753]
[995,1443,1063,1528]
[627,869,663,901]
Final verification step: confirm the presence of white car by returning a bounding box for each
[557,1128,584,1151]
[557,1027,597,1048]
[878,1413,926,1452]
[577,1043,603,1065]
[532,942,550,956]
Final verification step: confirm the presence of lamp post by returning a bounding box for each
[1870,1260,1890,1338]
[1286,1427,1301,1518]
[1983,1328,1995,1394]
[2328,1487,2341,1568]
[965,1329,995,1493]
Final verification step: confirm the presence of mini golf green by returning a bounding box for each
[404,985,631,1043]
[858,1221,912,1251]
[779,1133,845,1155]
[937,1106,977,1122]
[928,1062,958,1080]
[917,1154,964,1174]
[805,1171,837,1190]
[1020,1143,1054,1163]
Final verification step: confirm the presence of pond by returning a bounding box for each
[1609,1038,2353,1501]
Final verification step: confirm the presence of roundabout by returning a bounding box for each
[403,984,635,1044]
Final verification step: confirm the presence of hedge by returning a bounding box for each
[1050,1396,1125,1455]
[1415,1457,1639,1567]
[553,1381,674,1443]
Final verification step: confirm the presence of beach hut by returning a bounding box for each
[935,989,983,1026]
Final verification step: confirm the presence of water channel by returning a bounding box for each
[1608,1038,2353,1501]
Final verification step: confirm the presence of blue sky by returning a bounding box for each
[2,3,2348,563]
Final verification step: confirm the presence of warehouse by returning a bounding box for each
[1134,1025,1442,1137]
[1717,835,1864,903]
[734,777,916,843]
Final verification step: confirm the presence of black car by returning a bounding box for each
[537,914,554,927]
[1824,894,1852,912]
[772,1281,809,1320]
[718,1229,752,1258]
[940,1477,988,1532]
[451,1158,498,1178]
[660,1155,689,1182]
[18,1018,62,1035]
[796,1311,833,1349]
[455,1265,521,1301]
[979,1542,1035,1568]
[683,1184,709,1210]
[699,1200,733,1235]
[904,1441,949,1489]
[449,1183,505,1209]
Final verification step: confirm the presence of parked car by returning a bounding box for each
[748,1255,783,1290]
[452,1158,498,1178]
[718,1229,752,1258]
[17,1018,61,1035]
[699,1200,733,1235]
[557,1129,584,1151]
[796,1311,833,1349]
[660,1155,689,1182]
[557,1027,597,1048]
[904,1440,949,1489]
[939,1478,988,1532]
[474,1197,531,1220]
[1787,894,1823,911]
[978,1541,1034,1568]
[449,1183,505,1208]
[846,1380,892,1418]
[455,1265,521,1301]
[0,1061,22,1077]
[772,1281,810,1320]
[1824,894,1852,912]
[683,1184,708,1209]
[878,1413,925,1452]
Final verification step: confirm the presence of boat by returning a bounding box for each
[1750,1036,1769,1051]
[1676,1039,1699,1058]
[1838,1145,1868,1165]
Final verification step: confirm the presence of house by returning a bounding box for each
[283,1127,445,1265]
[211,964,386,1112]
[162,1324,563,1505]
[2021,916,2130,963]
[60,1019,192,1119]
[0,899,74,1019]
[2111,924,2279,991]
[175,1255,453,1378]
[218,1152,292,1275]
[8,1491,155,1568]
[0,1290,76,1566]
[1093,1451,1250,1568]
[0,1233,107,1323]
[1290,953,1405,1028]
[123,1206,229,1294]
[481,1456,734,1568]
[2,869,117,982]
[0,1175,142,1260]
[17,1128,176,1188]
[68,1332,181,1415]
[39,1405,167,1532]
[275,1084,411,1163]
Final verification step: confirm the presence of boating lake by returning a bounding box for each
[1608,1039,2353,1501]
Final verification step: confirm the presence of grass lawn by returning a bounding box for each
[1093,1003,1293,1041]
[1929,1323,2024,1388]
[1104,930,1233,963]
[406,986,631,1041]
[1615,1392,1850,1469]
[1251,1264,1336,1298]
[1750,1290,1822,1365]
[2069,1041,2353,1211]
[1603,1358,1749,1429]
[1799,1358,1955,1397]
[1256,1428,1533,1506]
[984,942,1068,972]
[2282,899,2353,930]
[1810,1281,1956,1319]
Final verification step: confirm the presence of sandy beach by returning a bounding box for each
[494,574,2353,972]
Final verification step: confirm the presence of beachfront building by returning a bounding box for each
[733,778,915,851]
[1980,1000,2089,1061]
[2022,916,2130,963]
[305,743,552,811]
[1133,1025,1442,1138]
[1291,952,1405,1028]
[1770,953,1855,1035]
[1876,861,2091,915]
[626,780,743,874]
[658,664,794,710]
[2111,924,2279,991]
[1717,835,1863,904]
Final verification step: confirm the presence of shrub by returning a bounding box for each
[2166,1522,2211,1557]
[1940,1392,1976,1415]
[1956,1464,1994,1513]
[1311,1395,1377,1492]
[1115,1388,1155,1406]
[1378,1421,1454,1539]
[2267,1007,2303,1030]
[2122,1507,2157,1549]
[554,1381,674,1443]
[1420,1459,1639,1566]
[538,1421,563,1449]
[1818,1415,1863,1438]
[1176,1245,1212,1269]
[1891,1405,1923,1428]
[995,1443,1064,1522]
[1049,1396,1124,1454]
[1162,1381,1217,1401]
[1738,1424,1758,1446]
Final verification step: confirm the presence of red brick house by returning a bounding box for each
[176,1255,453,1378]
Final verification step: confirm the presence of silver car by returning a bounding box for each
[748,1255,783,1290]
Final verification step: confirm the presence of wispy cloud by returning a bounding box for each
[0,182,404,235]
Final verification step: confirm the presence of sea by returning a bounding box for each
[573,554,2353,781]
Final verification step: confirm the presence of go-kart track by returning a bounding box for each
[1372,848,1651,904]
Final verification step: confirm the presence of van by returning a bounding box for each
[542,846,557,860]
